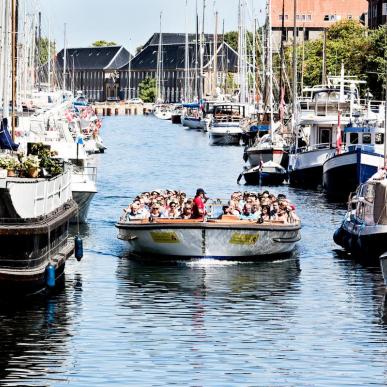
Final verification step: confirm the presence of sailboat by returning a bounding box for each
[153,12,172,120]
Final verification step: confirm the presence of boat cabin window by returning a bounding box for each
[319,128,331,145]
[362,133,371,145]
[349,132,359,144]
[375,133,384,145]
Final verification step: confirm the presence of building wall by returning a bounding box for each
[271,0,367,45]
[64,70,105,101]
[272,0,367,28]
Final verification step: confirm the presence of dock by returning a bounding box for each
[92,102,154,117]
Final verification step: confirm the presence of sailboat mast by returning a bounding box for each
[199,0,205,100]
[156,12,163,102]
[195,4,199,100]
[63,22,67,93]
[212,10,218,97]
[48,21,51,93]
[292,0,297,116]
[184,0,189,101]
[268,0,274,139]
[11,0,17,139]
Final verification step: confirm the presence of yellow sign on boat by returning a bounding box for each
[229,233,259,245]
[150,231,180,244]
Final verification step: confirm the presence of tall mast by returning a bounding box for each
[199,0,206,100]
[156,12,163,102]
[238,0,247,104]
[63,22,67,93]
[195,2,199,99]
[2,0,10,119]
[252,16,257,106]
[184,0,189,101]
[292,0,297,118]
[322,28,327,84]
[212,10,218,97]
[11,0,17,139]
[37,11,41,91]
[268,0,274,139]
[127,37,131,100]
[48,21,51,93]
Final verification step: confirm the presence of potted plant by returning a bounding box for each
[0,155,20,177]
[21,155,40,178]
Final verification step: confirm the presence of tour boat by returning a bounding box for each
[208,103,246,146]
[333,170,387,260]
[323,126,385,198]
[238,161,288,186]
[0,164,78,294]
[116,215,301,260]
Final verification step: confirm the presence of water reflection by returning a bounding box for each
[0,281,73,384]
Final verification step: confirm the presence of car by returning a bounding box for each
[128,98,144,104]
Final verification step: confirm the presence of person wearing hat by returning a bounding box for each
[192,188,208,219]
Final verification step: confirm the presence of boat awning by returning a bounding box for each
[344,127,376,134]
[250,124,270,132]
[182,103,200,109]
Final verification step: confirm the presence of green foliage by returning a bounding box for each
[29,143,63,177]
[285,20,372,97]
[139,78,156,103]
[92,40,117,47]
[224,31,238,51]
[38,37,56,65]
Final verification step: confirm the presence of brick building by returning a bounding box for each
[272,0,368,46]
[367,0,387,28]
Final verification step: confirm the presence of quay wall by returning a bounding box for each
[93,103,154,117]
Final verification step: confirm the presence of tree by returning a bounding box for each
[92,40,117,47]
[285,20,369,96]
[38,37,56,65]
[224,31,238,51]
[139,78,156,102]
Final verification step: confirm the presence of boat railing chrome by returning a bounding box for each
[72,165,97,183]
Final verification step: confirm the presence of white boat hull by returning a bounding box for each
[208,125,243,145]
[154,111,172,120]
[116,222,300,259]
[181,116,205,130]
[72,190,96,223]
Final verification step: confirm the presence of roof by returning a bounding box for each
[142,33,223,48]
[120,41,238,72]
[56,46,132,70]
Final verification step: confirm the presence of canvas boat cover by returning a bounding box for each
[373,180,387,225]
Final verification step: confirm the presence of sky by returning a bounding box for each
[38,0,266,53]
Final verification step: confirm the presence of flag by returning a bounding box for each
[336,110,342,154]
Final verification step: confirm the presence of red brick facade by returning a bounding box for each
[272,0,368,28]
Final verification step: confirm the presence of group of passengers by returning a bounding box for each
[123,188,205,221]
[222,191,298,223]
[123,188,298,223]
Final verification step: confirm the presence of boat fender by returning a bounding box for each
[74,235,84,261]
[333,227,344,246]
[46,264,56,288]
[237,173,243,184]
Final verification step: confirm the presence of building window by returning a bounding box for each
[279,14,288,20]
[307,14,312,21]
[347,15,352,20]
[324,15,330,21]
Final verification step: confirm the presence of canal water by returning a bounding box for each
[1,116,387,386]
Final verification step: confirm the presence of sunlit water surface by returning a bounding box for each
[0,116,386,386]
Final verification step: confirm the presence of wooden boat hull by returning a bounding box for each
[116,220,301,259]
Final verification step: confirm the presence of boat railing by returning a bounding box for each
[293,143,332,153]
[73,165,97,183]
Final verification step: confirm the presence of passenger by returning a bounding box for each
[239,204,258,221]
[223,204,240,216]
[270,201,280,218]
[167,202,180,218]
[259,205,271,222]
[181,205,193,219]
[125,202,148,220]
[192,188,208,219]
[149,204,163,219]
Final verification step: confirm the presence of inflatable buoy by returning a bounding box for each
[333,227,344,247]
[46,264,56,288]
[74,235,84,261]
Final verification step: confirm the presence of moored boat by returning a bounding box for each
[333,170,387,260]
[238,161,288,186]
[0,163,77,294]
